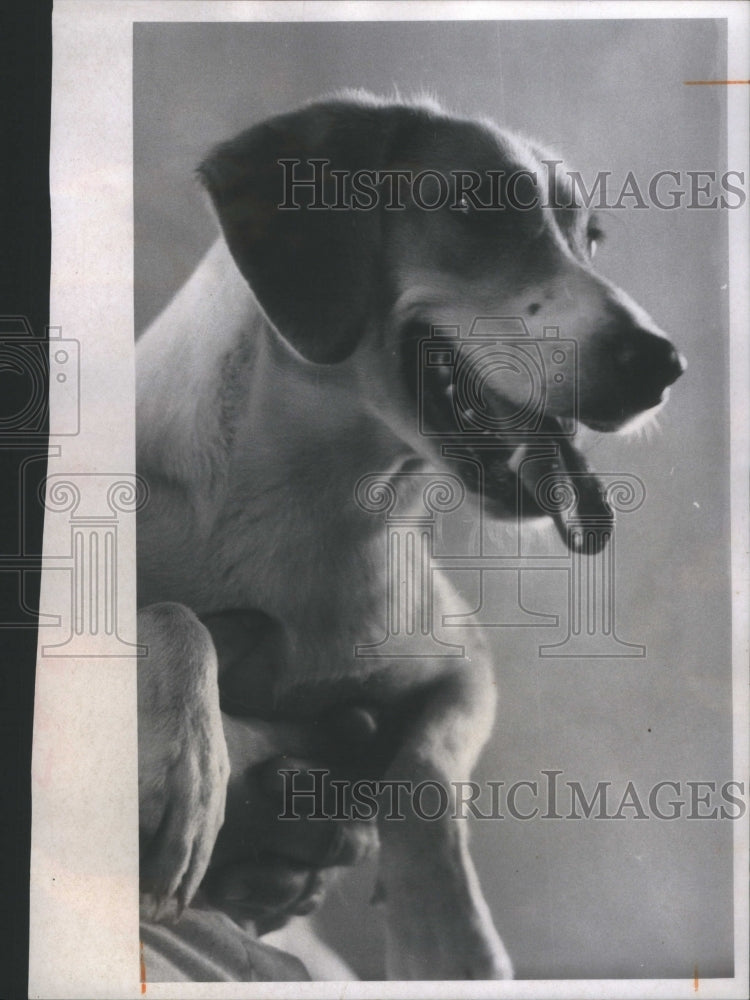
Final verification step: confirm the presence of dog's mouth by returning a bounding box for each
[417,361,614,554]
[486,422,612,552]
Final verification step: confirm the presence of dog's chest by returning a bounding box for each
[211,492,391,673]
[204,464,471,690]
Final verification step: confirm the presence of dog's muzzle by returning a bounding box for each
[580,328,687,431]
[413,328,686,555]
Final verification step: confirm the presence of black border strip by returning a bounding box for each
[0,3,52,999]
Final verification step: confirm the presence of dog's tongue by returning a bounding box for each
[517,423,613,553]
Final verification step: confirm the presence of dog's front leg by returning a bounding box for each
[378,663,513,980]
[138,602,230,918]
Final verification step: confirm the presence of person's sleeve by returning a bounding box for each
[140,906,310,983]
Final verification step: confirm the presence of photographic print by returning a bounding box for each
[27,3,748,997]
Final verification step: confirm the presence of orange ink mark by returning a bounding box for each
[140,940,147,994]
[694,963,699,991]
[684,80,750,86]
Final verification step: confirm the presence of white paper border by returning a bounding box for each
[31,3,749,998]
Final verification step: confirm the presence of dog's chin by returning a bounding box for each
[581,393,668,435]
[605,401,666,438]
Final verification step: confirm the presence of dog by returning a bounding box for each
[136,92,685,980]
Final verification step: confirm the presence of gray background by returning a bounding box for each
[134,18,734,980]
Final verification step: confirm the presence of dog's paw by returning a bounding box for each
[202,857,334,934]
[378,822,513,980]
[381,885,513,981]
[140,728,230,918]
[384,918,513,981]
[138,603,230,918]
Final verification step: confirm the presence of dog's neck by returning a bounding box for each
[137,239,259,485]
[136,239,419,609]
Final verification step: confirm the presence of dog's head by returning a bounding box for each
[199,94,685,548]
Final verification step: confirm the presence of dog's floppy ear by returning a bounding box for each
[198,99,406,363]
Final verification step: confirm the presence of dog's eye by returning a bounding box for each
[586,222,605,258]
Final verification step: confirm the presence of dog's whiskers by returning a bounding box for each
[619,407,663,443]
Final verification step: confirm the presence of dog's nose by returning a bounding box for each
[614,329,686,404]
[659,340,687,386]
